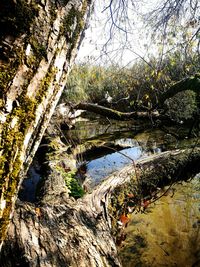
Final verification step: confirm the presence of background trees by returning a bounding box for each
[62,50,199,121]
[62,0,199,123]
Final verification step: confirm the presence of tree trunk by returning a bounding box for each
[0,0,93,247]
[1,147,200,266]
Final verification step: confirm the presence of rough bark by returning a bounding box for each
[1,147,200,267]
[0,0,93,246]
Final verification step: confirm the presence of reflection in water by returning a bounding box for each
[66,118,140,142]
[119,175,200,267]
[67,117,199,189]
[84,130,166,185]
[87,145,143,185]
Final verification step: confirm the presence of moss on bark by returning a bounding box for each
[0,0,91,248]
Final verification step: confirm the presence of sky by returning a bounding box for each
[76,0,200,66]
[76,0,159,66]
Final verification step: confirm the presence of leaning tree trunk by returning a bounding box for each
[1,146,200,267]
[0,0,93,247]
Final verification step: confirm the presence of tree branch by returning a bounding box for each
[73,102,161,120]
[157,73,200,107]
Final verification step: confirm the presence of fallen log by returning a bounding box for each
[1,147,200,266]
[73,74,200,122]
[73,102,161,121]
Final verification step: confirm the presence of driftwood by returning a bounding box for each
[1,147,200,267]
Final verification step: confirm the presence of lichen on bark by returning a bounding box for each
[0,0,92,246]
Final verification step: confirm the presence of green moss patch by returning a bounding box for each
[56,167,85,199]
[64,171,85,199]
[0,64,57,241]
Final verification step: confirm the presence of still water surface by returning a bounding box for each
[119,174,200,267]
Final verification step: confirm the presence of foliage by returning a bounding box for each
[62,63,149,105]
[43,136,85,200]
[62,49,199,120]
[166,90,198,122]
[63,171,85,199]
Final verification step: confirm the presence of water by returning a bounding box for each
[18,160,41,202]
[119,174,200,267]
[66,116,199,187]
[19,115,200,265]
[86,136,163,185]
[87,145,143,184]
[65,117,142,143]
[69,117,200,266]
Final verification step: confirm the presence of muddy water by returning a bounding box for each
[119,174,200,267]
